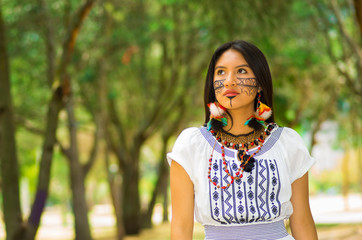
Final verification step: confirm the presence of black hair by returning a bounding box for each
[204,40,274,131]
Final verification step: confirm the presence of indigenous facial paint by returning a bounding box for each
[214,79,225,95]
[236,78,258,96]
[227,96,235,106]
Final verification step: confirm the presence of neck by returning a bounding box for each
[224,108,255,135]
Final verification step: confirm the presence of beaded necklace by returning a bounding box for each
[207,123,276,189]
[212,127,265,150]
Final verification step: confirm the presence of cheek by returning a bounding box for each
[239,86,258,96]
[214,89,222,98]
[213,80,225,96]
[236,78,258,96]
[214,92,221,102]
[214,94,227,107]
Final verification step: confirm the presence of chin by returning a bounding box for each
[216,96,254,111]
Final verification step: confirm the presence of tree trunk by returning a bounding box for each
[0,6,24,239]
[99,62,125,239]
[105,148,124,240]
[122,160,141,234]
[24,69,67,240]
[142,137,170,228]
[25,1,95,238]
[65,94,93,240]
[162,182,169,223]
[354,0,362,36]
[111,177,124,240]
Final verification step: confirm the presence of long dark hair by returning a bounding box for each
[204,40,274,129]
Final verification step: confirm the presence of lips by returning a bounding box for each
[224,90,239,97]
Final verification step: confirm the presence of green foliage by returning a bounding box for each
[1,0,361,230]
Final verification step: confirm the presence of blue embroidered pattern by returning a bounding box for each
[208,158,282,224]
[202,126,283,225]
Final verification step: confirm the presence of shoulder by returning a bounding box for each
[277,126,312,163]
[281,127,302,138]
[280,127,308,147]
[169,126,206,154]
[175,127,203,144]
[167,127,204,181]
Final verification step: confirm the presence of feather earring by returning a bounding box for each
[244,92,272,126]
[207,102,227,130]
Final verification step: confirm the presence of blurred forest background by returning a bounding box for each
[0,0,361,239]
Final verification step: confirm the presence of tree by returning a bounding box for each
[4,1,360,238]
[142,99,187,228]
[26,1,96,239]
[0,2,23,239]
[310,0,362,193]
[105,3,208,233]
[0,0,96,239]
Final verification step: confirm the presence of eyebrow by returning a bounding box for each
[215,64,250,69]
[236,64,249,68]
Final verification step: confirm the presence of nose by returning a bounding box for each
[224,72,236,87]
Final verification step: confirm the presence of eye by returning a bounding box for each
[237,68,247,74]
[216,69,225,75]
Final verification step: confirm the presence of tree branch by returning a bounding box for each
[108,98,128,153]
[57,140,71,160]
[83,119,100,176]
[106,130,126,170]
[15,116,44,135]
[137,7,200,143]
[105,98,127,169]
[330,0,362,68]
[313,2,362,97]
[37,0,56,88]
[57,0,96,83]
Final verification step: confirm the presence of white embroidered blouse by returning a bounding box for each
[167,125,315,227]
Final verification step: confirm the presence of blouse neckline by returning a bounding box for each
[199,125,283,158]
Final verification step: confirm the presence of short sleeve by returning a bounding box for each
[166,127,199,183]
[281,127,316,183]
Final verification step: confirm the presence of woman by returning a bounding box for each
[167,40,318,240]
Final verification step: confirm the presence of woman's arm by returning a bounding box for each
[290,172,318,240]
[170,161,194,240]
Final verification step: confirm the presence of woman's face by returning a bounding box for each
[213,49,259,111]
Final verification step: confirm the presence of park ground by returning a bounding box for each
[0,194,361,239]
